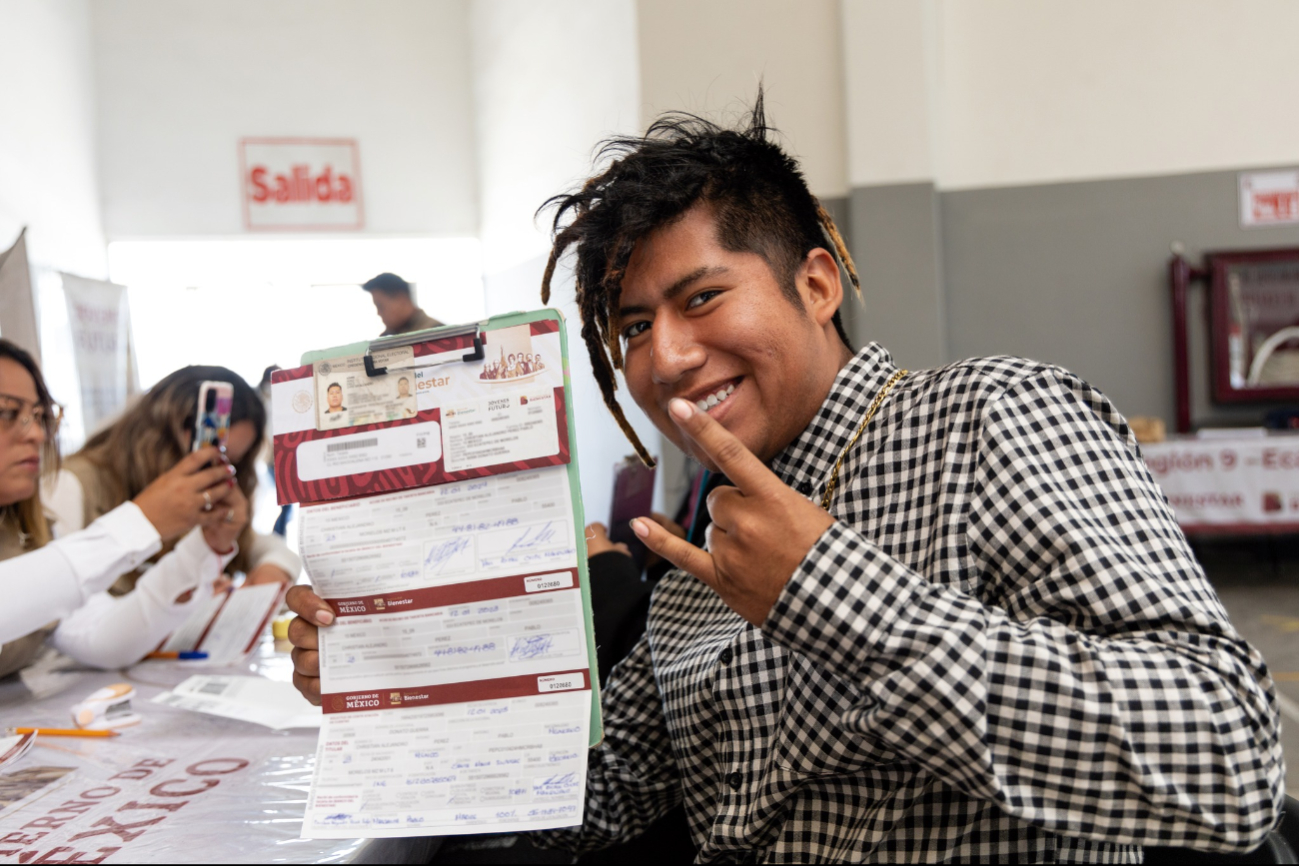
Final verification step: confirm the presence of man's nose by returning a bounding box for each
[650,316,706,385]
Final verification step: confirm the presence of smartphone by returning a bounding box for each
[193,381,234,454]
[608,455,657,570]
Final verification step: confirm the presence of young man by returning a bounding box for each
[361,272,443,336]
[288,98,1283,862]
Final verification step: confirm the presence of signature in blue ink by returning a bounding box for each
[506,522,558,553]
[533,772,578,797]
[425,537,471,572]
[510,634,554,660]
[431,641,498,659]
[450,517,519,534]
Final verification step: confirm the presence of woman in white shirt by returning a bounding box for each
[0,339,237,673]
[45,365,302,668]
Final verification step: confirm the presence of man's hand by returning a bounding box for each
[633,398,834,626]
[285,585,336,706]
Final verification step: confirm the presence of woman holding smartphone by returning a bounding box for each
[45,366,301,668]
[0,340,237,675]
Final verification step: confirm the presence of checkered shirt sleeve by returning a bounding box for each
[765,364,1285,852]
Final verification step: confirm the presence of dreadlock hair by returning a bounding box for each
[538,90,861,467]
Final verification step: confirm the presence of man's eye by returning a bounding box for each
[622,321,650,341]
[686,289,721,309]
[0,409,17,422]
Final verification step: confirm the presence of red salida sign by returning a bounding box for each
[239,137,363,231]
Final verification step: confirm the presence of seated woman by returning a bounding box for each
[45,366,302,668]
[0,340,235,676]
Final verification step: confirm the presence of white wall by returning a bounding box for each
[637,0,848,199]
[0,0,105,277]
[840,0,1299,192]
[91,0,478,238]
[471,0,663,526]
[471,0,642,276]
[938,0,1299,190]
[840,0,939,188]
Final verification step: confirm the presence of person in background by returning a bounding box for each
[44,365,302,668]
[0,339,235,676]
[362,272,443,336]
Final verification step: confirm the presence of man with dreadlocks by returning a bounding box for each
[286,94,1283,862]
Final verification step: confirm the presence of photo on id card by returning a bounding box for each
[315,357,418,431]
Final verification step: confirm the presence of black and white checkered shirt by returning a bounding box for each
[547,344,1284,863]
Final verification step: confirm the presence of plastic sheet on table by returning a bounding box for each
[0,639,423,862]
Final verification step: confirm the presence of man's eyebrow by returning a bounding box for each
[617,265,730,318]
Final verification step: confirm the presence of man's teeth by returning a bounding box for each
[696,383,736,412]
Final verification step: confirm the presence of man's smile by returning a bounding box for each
[676,376,742,417]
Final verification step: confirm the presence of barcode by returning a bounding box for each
[327,438,378,453]
[416,437,427,449]
[199,680,229,696]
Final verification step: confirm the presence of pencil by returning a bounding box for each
[11,727,119,738]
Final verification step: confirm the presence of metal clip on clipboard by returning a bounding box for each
[362,322,485,378]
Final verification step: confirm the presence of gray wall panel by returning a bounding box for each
[940,170,1299,427]
[845,183,946,371]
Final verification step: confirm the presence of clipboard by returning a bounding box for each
[270,309,600,744]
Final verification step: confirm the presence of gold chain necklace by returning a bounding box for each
[820,369,908,510]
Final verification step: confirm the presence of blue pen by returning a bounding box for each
[145,651,209,660]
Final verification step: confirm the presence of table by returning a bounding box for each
[0,637,439,863]
[1143,431,1299,534]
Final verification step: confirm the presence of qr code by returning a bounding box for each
[416,437,427,449]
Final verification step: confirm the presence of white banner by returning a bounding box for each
[60,274,139,433]
[1143,435,1299,530]
[0,229,39,364]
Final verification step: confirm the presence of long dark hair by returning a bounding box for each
[538,89,859,465]
[0,339,60,549]
[76,365,265,571]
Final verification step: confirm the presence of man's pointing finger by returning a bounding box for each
[668,398,779,496]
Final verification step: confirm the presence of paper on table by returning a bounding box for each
[298,465,593,839]
[198,583,284,663]
[162,583,283,663]
[160,591,228,653]
[0,734,34,771]
[152,675,321,730]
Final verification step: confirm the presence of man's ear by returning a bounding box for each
[800,247,845,328]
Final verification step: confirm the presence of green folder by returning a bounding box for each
[301,308,602,744]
